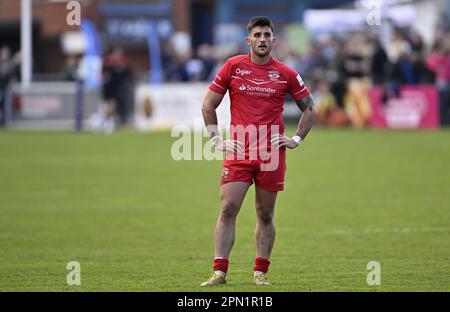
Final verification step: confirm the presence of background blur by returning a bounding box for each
[1,1,449,292]
[1,0,450,132]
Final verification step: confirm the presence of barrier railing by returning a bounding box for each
[3,81,100,131]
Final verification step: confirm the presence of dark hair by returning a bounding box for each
[247,16,274,33]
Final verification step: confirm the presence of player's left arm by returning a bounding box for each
[293,94,317,142]
[271,94,317,149]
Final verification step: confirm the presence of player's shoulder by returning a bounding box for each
[225,54,248,67]
[272,57,299,77]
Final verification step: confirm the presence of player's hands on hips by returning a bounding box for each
[270,134,301,150]
[211,136,244,155]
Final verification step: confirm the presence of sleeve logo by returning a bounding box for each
[296,74,304,86]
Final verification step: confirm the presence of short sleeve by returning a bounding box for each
[209,60,231,94]
[288,71,310,101]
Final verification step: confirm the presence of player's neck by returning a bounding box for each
[250,51,271,65]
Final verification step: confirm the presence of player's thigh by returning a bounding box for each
[220,182,252,215]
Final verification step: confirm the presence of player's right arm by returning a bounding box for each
[203,58,231,140]
[202,59,244,155]
[202,90,244,155]
[202,89,224,140]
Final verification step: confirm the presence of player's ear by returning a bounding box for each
[272,36,277,46]
[246,36,251,46]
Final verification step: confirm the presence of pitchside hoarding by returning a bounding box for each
[6,82,100,131]
[369,86,439,129]
[134,83,231,132]
[135,84,440,131]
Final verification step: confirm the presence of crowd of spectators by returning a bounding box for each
[2,20,450,130]
[158,23,450,127]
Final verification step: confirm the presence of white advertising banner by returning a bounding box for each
[135,83,231,131]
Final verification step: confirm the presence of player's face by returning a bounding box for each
[247,26,275,57]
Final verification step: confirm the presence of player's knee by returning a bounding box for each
[220,201,240,220]
[256,207,274,224]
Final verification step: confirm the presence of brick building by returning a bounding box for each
[0,0,360,82]
[0,0,189,81]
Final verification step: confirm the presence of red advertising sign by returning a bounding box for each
[370,86,439,129]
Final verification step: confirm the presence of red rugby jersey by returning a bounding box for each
[209,54,310,156]
[210,54,309,129]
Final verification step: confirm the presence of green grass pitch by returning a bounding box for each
[0,128,449,291]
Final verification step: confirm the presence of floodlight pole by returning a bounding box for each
[21,0,32,89]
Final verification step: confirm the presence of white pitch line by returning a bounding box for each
[318,227,450,236]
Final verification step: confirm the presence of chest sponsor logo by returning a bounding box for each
[238,84,277,97]
[239,84,276,94]
[236,68,252,76]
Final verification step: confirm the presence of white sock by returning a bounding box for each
[214,270,226,277]
[254,271,265,277]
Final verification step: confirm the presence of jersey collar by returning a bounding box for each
[248,53,274,66]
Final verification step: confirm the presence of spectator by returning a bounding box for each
[370,38,389,85]
[167,52,189,82]
[390,38,433,85]
[409,31,425,54]
[184,51,206,82]
[296,41,325,78]
[426,41,450,125]
[313,78,349,127]
[0,46,20,126]
[339,35,372,128]
[90,47,134,133]
[63,55,80,81]
[196,44,215,81]
[104,47,134,125]
[391,45,417,84]
[387,29,411,63]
